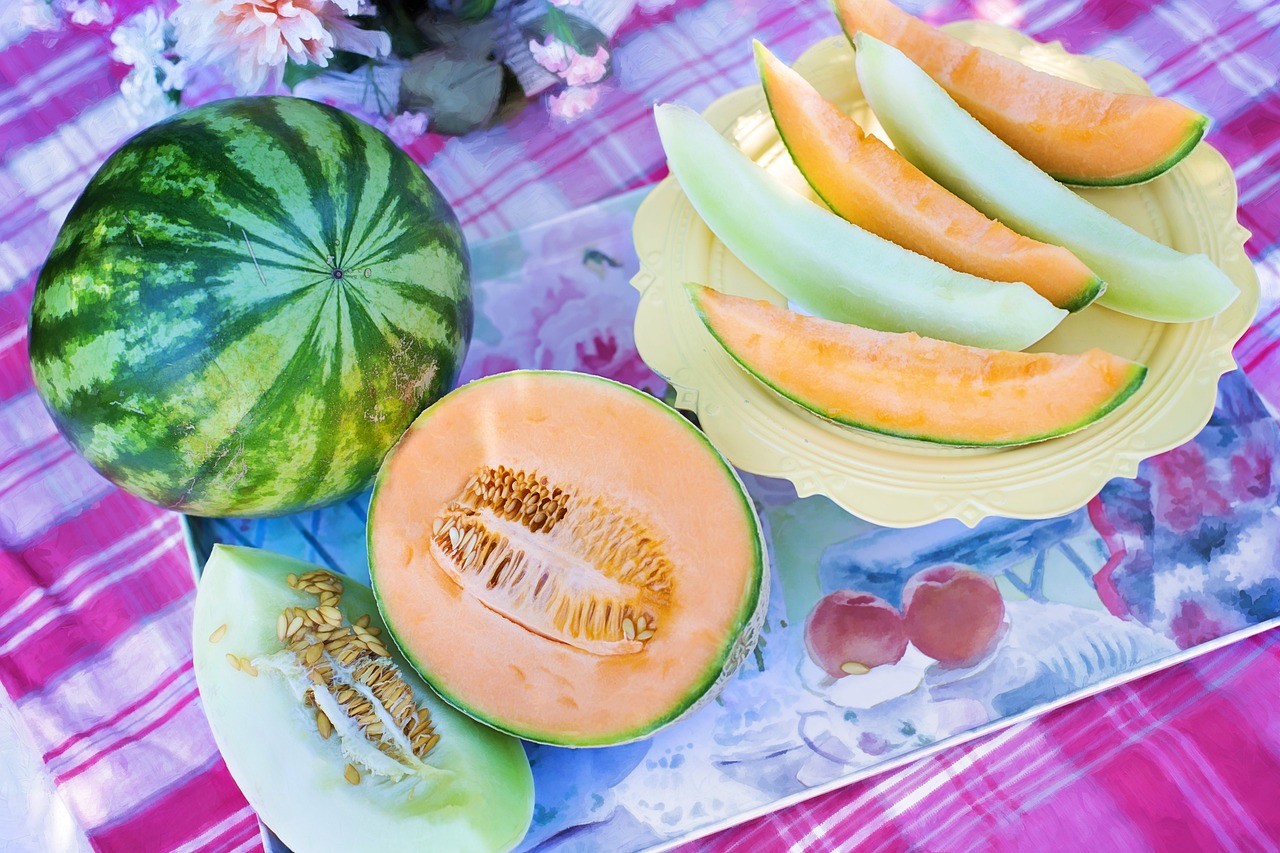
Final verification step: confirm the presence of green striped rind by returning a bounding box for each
[689,285,1148,448]
[1056,115,1208,187]
[368,370,769,747]
[29,96,471,517]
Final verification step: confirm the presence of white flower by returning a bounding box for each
[67,0,112,25]
[548,85,600,121]
[547,0,584,6]
[529,34,571,75]
[385,111,430,146]
[111,9,187,119]
[173,0,390,93]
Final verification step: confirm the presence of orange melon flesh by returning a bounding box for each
[755,41,1102,311]
[367,371,766,746]
[834,0,1207,186]
[691,285,1146,446]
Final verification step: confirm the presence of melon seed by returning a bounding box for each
[316,710,333,739]
[344,763,360,785]
[431,465,671,656]
[840,662,871,675]
[209,624,228,644]
[226,653,241,670]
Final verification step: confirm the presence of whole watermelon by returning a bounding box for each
[28,96,471,517]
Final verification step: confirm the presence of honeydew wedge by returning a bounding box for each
[834,0,1207,186]
[753,40,1102,312]
[689,285,1147,447]
[853,35,1239,324]
[653,103,1066,351]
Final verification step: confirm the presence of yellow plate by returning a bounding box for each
[630,22,1259,528]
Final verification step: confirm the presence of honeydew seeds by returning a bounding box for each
[224,568,440,785]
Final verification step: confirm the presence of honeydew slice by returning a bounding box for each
[690,284,1147,447]
[853,34,1238,324]
[654,103,1066,351]
[754,40,1103,312]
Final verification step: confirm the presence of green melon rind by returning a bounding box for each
[1056,115,1208,187]
[192,545,534,852]
[852,35,1237,324]
[690,285,1148,447]
[29,96,471,517]
[653,102,1067,352]
[752,41,1105,314]
[368,370,768,747]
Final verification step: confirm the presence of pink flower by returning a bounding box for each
[529,36,609,86]
[563,45,608,86]
[173,0,390,93]
[548,85,600,121]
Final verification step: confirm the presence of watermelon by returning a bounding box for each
[28,96,471,517]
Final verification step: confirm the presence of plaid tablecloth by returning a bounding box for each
[1,0,1278,850]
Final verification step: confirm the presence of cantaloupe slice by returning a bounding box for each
[754,40,1102,312]
[690,285,1146,446]
[368,371,767,746]
[854,35,1239,324]
[653,103,1067,351]
[834,0,1207,186]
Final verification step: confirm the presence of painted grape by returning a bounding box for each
[29,96,471,517]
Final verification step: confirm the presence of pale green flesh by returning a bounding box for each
[654,104,1066,351]
[192,545,533,853]
[854,35,1238,324]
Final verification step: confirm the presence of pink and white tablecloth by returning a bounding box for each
[1,0,1278,850]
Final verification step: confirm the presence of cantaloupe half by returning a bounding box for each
[834,0,1207,186]
[690,285,1146,446]
[368,371,767,746]
[653,103,1067,352]
[855,35,1239,324]
[754,41,1102,312]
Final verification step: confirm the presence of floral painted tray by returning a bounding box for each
[185,188,1280,852]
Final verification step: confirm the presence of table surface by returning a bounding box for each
[1,0,1278,851]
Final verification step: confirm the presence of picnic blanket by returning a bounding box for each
[1,0,1277,850]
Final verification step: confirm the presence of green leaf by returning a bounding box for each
[454,0,497,21]
[282,59,329,90]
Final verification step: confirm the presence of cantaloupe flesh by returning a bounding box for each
[755,41,1102,311]
[368,371,764,746]
[834,0,1207,186]
[691,285,1146,446]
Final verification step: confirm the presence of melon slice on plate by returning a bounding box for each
[854,35,1238,324]
[653,103,1066,351]
[689,285,1146,447]
[834,0,1207,186]
[192,545,534,853]
[368,370,767,746]
[754,40,1102,312]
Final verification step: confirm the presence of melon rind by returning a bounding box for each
[192,545,534,852]
[854,35,1238,324]
[1067,115,1207,188]
[653,103,1066,352]
[368,370,769,747]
